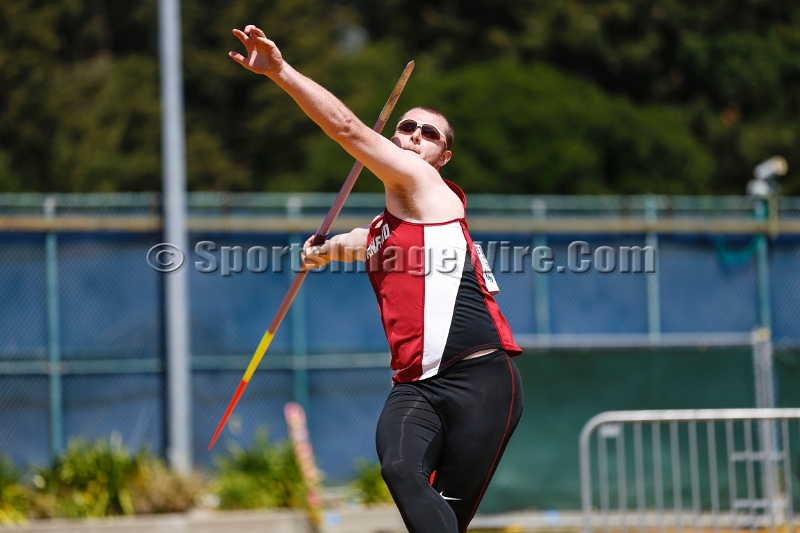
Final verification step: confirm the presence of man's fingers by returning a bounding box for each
[246,26,266,39]
[302,246,327,269]
[228,51,246,65]
[305,246,327,259]
[232,29,251,48]
[244,26,273,46]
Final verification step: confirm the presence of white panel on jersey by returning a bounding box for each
[421,223,467,379]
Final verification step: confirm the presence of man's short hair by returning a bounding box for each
[407,106,454,151]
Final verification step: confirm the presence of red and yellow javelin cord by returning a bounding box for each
[208,60,415,451]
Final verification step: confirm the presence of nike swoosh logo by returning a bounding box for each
[439,491,460,501]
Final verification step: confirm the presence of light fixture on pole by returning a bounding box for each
[747,156,788,197]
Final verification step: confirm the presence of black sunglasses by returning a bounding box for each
[396,119,444,142]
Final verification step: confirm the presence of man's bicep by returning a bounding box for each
[343,128,430,189]
[344,227,369,247]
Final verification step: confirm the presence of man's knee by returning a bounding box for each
[381,458,426,492]
[380,457,405,486]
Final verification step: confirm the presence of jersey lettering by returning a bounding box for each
[366,222,391,260]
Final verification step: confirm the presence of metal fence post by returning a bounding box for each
[44,195,63,457]
[580,415,594,533]
[159,0,191,473]
[753,328,780,523]
[753,195,780,520]
[645,195,661,340]
[288,196,309,411]
[532,199,550,336]
[753,328,776,410]
[753,199,779,425]
[755,199,772,330]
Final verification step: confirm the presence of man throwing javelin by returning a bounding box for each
[230,25,523,533]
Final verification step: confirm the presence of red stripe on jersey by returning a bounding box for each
[462,227,521,354]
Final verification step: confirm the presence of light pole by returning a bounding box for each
[159,0,191,474]
[746,156,788,516]
[746,156,787,332]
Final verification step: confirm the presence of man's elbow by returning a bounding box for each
[330,115,361,144]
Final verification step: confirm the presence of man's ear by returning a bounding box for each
[436,150,452,170]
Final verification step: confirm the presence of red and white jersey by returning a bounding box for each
[366,180,522,383]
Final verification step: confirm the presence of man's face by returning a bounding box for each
[391,109,451,170]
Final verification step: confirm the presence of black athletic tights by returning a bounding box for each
[376,350,523,533]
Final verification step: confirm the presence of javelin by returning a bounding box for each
[208,60,415,451]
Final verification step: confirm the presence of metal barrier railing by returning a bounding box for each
[580,409,800,533]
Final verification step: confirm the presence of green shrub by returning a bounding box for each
[350,460,392,505]
[0,455,31,525]
[130,456,204,514]
[212,428,307,510]
[31,435,140,518]
[29,434,202,518]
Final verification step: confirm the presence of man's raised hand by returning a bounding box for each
[229,25,284,76]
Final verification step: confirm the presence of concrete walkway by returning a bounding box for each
[0,507,586,533]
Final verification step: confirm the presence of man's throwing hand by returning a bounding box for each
[229,25,284,76]
[302,235,332,270]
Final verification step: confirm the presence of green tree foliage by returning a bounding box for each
[333,60,714,194]
[0,0,161,192]
[351,0,800,193]
[1,0,798,194]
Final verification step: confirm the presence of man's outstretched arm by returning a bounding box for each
[229,25,437,191]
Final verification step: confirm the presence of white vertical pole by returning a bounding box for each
[159,0,191,473]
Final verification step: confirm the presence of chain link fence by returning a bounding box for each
[1,193,799,499]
